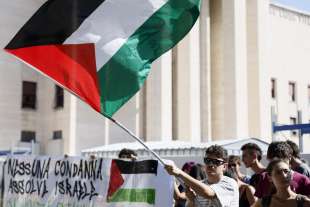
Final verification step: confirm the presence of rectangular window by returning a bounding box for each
[53,130,62,140]
[290,117,297,136]
[21,131,36,142]
[54,85,64,109]
[22,81,37,109]
[271,78,277,99]
[289,82,296,102]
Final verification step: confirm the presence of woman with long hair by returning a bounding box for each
[252,159,310,207]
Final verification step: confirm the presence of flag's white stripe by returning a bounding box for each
[121,174,157,189]
[114,164,173,207]
[64,0,168,71]
[115,174,172,207]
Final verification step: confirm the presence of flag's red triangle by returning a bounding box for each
[107,160,124,200]
[5,44,101,112]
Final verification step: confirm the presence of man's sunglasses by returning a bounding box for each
[204,157,226,166]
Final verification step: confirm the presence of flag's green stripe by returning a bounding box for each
[98,0,201,117]
[107,188,156,204]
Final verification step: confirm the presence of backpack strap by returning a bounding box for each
[261,196,272,207]
[296,194,306,207]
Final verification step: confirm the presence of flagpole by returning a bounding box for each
[106,116,192,192]
[106,116,166,166]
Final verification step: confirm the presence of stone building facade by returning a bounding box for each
[0,0,310,155]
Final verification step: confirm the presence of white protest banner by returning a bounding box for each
[3,156,173,207]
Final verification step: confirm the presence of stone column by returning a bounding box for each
[67,95,77,155]
[247,0,270,139]
[200,0,212,142]
[172,20,201,142]
[145,52,173,141]
[108,92,144,144]
[210,0,248,140]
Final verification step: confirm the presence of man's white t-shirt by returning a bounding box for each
[192,176,239,207]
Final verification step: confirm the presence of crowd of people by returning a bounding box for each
[164,140,310,207]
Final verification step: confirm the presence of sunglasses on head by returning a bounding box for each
[204,157,226,166]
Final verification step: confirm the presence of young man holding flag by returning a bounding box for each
[165,145,239,207]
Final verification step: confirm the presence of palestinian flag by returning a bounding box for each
[4,0,201,117]
[107,159,173,206]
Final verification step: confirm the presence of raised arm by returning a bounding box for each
[165,164,216,199]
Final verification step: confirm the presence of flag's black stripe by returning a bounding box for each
[5,0,105,49]
[114,160,158,175]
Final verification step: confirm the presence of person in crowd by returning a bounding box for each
[174,162,196,207]
[189,163,207,181]
[266,141,293,162]
[182,161,196,174]
[225,168,256,207]
[165,145,239,207]
[252,159,310,207]
[240,143,266,198]
[286,140,310,178]
[264,141,310,197]
[228,155,251,184]
[118,148,137,161]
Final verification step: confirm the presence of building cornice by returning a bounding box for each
[270,3,310,26]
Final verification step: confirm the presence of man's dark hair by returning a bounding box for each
[205,145,228,162]
[240,143,263,161]
[118,148,137,159]
[267,141,292,160]
[266,159,286,175]
[286,140,300,158]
